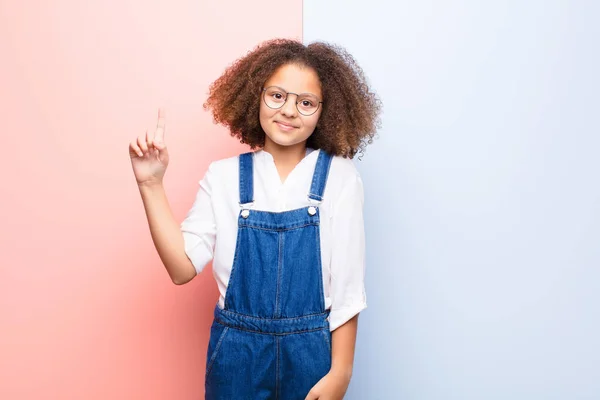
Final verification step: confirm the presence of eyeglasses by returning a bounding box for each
[262,86,323,116]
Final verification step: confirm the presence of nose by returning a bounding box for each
[279,94,298,118]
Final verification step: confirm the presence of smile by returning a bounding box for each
[275,121,298,131]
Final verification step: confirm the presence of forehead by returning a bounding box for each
[264,63,322,97]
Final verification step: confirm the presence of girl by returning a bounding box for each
[129,39,381,399]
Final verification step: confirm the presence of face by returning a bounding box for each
[259,63,323,151]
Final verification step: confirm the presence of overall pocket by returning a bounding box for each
[321,328,332,353]
[205,321,229,379]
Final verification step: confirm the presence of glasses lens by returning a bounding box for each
[296,94,319,116]
[264,87,286,109]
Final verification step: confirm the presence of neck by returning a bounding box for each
[263,140,308,183]
[264,140,307,165]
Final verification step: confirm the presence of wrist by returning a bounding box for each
[137,181,166,198]
[329,364,353,382]
[138,180,164,191]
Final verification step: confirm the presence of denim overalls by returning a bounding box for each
[205,150,333,399]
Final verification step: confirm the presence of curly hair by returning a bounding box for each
[203,38,382,158]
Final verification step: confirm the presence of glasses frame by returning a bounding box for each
[262,86,324,116]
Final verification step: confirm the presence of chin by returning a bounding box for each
[264,129,311,148]
[265,134,305,147]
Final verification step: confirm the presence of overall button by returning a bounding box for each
[308,206,317,216]
[241,209,250,218]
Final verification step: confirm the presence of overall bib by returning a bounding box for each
[205,150,334,400]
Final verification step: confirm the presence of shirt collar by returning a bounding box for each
[255,147,318,161]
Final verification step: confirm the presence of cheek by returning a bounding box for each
[259,102,276,122]
[259,103,280,134]
[303,114,321,132]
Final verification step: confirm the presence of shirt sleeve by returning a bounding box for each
[180,163,217,275]
[328,170,368,331]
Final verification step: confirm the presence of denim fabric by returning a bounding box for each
[205,150,334,400]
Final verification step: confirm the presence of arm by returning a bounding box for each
[305,315,358,400]
[129,109,212,285]
[330,314,359,381]
[306,168,367,399]
[138,182,196,285]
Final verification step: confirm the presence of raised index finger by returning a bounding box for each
[155,108,166,143]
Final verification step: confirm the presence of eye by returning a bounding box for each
[273,92,284,100]
[301,100,315,107]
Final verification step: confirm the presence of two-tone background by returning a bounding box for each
[1,1,599,399]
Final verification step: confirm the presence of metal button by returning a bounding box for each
[308,206,317,216]
[241,209,250,219]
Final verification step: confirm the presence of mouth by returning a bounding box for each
[274,120,299,131]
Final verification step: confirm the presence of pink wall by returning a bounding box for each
[0,1,301,398]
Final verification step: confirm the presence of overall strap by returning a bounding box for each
[238,152,254,205]
[308,150,333,202]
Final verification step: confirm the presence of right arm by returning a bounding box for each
[129,108,206,285]
[138,182,196,285]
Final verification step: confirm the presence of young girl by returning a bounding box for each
[129,39,381,400]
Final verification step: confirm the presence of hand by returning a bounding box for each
[305,370,352,400]
[129,108,169,186]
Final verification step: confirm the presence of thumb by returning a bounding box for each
[156,143,169,165]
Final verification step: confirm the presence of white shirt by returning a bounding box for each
[180,148,367,331]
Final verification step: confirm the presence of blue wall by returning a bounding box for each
[304,1,600,398]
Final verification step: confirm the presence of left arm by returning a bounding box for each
[305,315,359,400]
[305,315,360,400]
[306,168,367,400]
[331,314,359,380]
